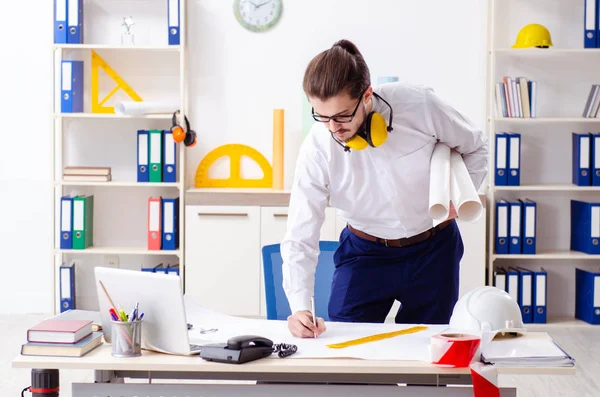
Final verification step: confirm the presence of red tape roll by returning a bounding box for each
[429,332,481,368]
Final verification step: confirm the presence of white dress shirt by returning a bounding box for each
[281,81,489,314]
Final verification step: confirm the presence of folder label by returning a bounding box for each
[150,201,160,233]
[525,206,535,237]
[595,276,600,307]
[508,275,518,301]
[510,135,520,175]
[61,199,71,232]
[68,0,79,27]
[595,135,600,176]
[522,274,532,306]
[165,133,175,167]
[582,136,590,170]
[139,133,148,168]
[498,205,508,238]
[536,274,546,306]
[62,62,72,91]
[164,201,174,236]
[73,200,84,231]
[593,206,600,239]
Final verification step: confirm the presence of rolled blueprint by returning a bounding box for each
[449,150,483,222]
[114,101,179,116]
[428,143,451,222]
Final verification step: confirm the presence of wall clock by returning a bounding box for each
[234,0,282,32]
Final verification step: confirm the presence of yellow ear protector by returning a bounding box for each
[333,92,394,152]
[171,111,197,147]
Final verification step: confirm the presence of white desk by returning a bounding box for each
[11,332,574,397]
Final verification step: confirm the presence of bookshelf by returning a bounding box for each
[52,0,188,314]
[486,0,599,327]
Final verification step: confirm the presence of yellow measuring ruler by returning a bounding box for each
[326,326,428,349]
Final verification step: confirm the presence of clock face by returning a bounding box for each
[234,0,282,32]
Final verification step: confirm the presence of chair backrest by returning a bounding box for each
[262,241,338,321]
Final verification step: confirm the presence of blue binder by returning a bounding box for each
[509,200,522,254]
[67,0,84,44]
[167,264,180,276]
[495,133,508,186]
[516,267,533,324]
[592,133,600,185]
[59,261,76,312]
[507,133,521,186]
[575,268,600,324]
[571,200,600,254]
[573,133,591,186]
[495,200,509,254]
[60,196,73,249]
[533,267,547,323]
[585,0,598,48]
[137,130,149,182]
[163,129,177,183]
[168,0,180,45]
[520,199,537,254]
[162,197,179,250]
[54,0,67,43]
[61,61,83,113]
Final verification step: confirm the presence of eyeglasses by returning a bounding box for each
[311,90,365,123]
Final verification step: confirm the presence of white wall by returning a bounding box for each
[0,0,488,314]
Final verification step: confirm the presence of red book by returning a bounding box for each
[27,319,93,344]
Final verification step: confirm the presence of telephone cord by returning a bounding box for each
[272,343,298,358]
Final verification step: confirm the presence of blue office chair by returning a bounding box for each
[262,241,339,321]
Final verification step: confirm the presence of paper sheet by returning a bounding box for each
[449,149,483,222]
[428,143,483,224]
[114,101,179,116]
[183,296,447,361]
[428,143,451,222]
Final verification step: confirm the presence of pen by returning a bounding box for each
[311,296,317,338]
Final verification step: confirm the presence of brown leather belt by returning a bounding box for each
[348,219,454,248]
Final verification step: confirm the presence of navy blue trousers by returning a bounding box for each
[328,220,464,324]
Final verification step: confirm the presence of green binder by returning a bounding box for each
[149,129,163,182]
[72,195,94,249]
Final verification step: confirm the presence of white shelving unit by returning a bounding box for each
[486,0,599,327]
[51,0,188,314]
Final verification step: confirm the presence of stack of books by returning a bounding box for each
[495,76,537,118]
[20,318,103,357]
[63,166,111,182]
[582,84,600,118]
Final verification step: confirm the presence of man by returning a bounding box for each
[281,39,488,338]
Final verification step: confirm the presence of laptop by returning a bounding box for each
[94,267,202,355]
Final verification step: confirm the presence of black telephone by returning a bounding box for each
[200,335,276,364]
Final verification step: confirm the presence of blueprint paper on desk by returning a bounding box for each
[184,296,447,361]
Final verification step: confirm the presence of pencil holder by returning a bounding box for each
[111,318,143,357]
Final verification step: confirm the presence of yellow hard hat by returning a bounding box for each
[512,24,553,48]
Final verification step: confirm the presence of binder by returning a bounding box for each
[516,267,533,324]
[573,133,591,186]
[54,0,67,43]
[168,0,180,45]
[507,133,521,186]
[148,197,162,250]
[575,268,600,324]
[506,267,519,303]
[495,133,508,186]
[59,261,76,312]
[585,0,598,48]
[67,0,83,44]
[592,133,600,185]
[137,130,149,182]
[60,196,73,249]
[571,200,600,254]
[509,200,522,254]
[149,130,163,182]
[72,195,93,250]
[163,129,177,183]
[494,267,506,291]
[162,197,179,250]
[167,264,180,276]
[495,200,509,254]
[520,199,537,255]
[61,61,83,113]
[533,267,547,324]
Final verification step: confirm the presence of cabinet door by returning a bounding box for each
[258,206,337,316]
[185,205,261,317]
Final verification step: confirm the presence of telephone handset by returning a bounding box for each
[200,335,297,364]
[227,335,273,350]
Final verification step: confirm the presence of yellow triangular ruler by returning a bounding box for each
[195,144,273,188]
[91,50,143,113]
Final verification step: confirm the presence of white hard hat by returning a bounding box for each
[449,286,526,335]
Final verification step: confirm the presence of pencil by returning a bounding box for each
[99,280,117,312]
[311,296,317,338]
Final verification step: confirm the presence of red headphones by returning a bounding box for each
[171,111,197,147]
